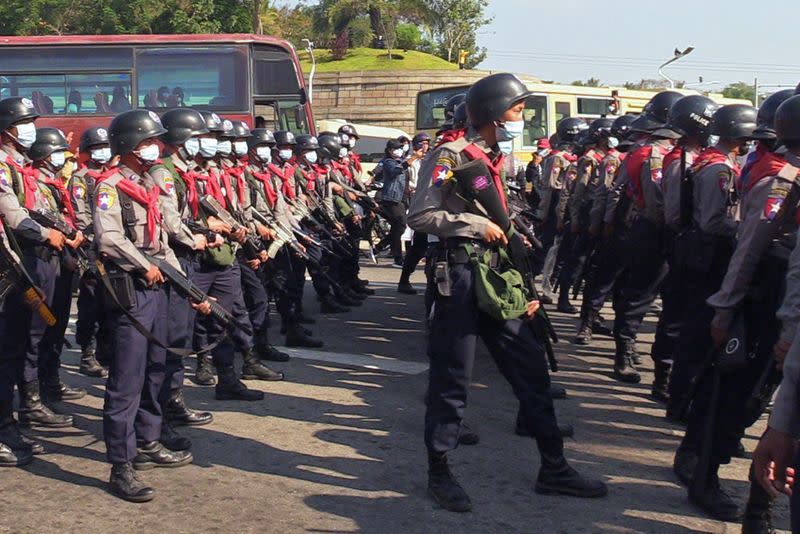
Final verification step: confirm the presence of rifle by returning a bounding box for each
[0,227,56,326]
[185,220,219,244]
[453,159,559,372]
[145,254,252,336]
[199,196,265,260]
[290,200,355,259]
[29,210,90,272]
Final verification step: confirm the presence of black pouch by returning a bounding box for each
[105,266,136,311]
[675,229,714,274]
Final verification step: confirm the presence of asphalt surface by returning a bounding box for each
[1,258,791,533]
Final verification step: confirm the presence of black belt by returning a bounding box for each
[440,238,488,265]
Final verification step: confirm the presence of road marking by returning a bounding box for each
[278,346,428,375]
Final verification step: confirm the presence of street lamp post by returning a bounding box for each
[658,46,695,89]
[302,39,316,104]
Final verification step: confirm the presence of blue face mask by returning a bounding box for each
[497,140,514,155]
[495,120,525,142]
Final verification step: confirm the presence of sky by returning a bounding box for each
[280,0,799,92]
[475,0,799,91]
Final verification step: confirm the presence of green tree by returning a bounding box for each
[722,82,756,104]
[395,23,420,50]
[427,0,491,65]
[571,77,603,87]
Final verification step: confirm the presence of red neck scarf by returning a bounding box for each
[85,167,118,184]
[223,164,247,206]
[268,163,296,200]
[331,160,353,183]
[36,169,77,226]
[436,128,467,147]
[624,145,654,208]
[195,169,226,208]
[350,152,363,173]
[742,151,787,193]
[5,156,38,210]
[663,147,683,171]
[462,143,508,211]
[690,147,740,175]
[115,176,163,244]
[251,169,277,207]
[298,165,317,192]
[173,168,202,218]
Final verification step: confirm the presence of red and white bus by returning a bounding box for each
[0,33,314,148]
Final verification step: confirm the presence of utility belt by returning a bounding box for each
[439,238,489,264]
[101,261,164,311]
[674,227,735,275]
[171,242,197,262]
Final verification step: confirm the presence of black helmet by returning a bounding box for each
[198,110,224,133]
[453,103,468,129]
[295,134,320,153]
[630,91,683,133]
[466,73,532,127]
[412,132,431,148]
[248,128,275,149]
[444,93,467,119]
[386,138,404,154]
[658,95,718,140]
[753,89,795,141]
[273,130,296,147]
[318,133,342,160]
[775,95,800,143]
[556,117,587,144]
[108,109,168,156]
[0,97,39,132]
[160,108,209,146]
[220,119,250,139]
[29,128,69,162]
[710,104,758,139]
[79,126,111,152]
[611,115,637,139]
[586,117,615,144]
[338,124,360,139]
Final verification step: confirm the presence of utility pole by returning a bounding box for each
[302,39,315,104]
[658,46,695,88]
[754,77,759,107]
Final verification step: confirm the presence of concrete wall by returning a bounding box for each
[306,70,534,134]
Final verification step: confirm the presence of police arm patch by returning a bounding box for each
[0,166,9,188]
[432,156,456,187]
[97,187,117,211]
[163,175,176,195]
[72,183,85,200]
[762,187,788,221]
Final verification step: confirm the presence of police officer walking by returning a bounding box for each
[408,73,606,512]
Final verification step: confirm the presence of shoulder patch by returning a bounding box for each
[762,184,790,221]
[433,156,456,187]
[0,165,9,188]
[717,170,731,192]
[650,162,663,185]
[97,187,117,211]
[163,174,175,196]
[72,183,86,200]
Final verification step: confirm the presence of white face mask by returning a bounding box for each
[184,137,200,157]
[304,151,318,164]
[607,136,620,149]
[199,137,218,158]
[497,141,514,156]
[495,120,525,142]
[402,144,410,154]
[256,146,272,163]
[49,150,66,169]
[338,147,348,159]
[217,140,232,156]
[391,148,404,159]
[233,141,248,157]
[707,135,720,147]
[135,143,160,163]
[90,147,112,164]
[278,148,293,161]
[348,138,356,148]
[14,122,37,149]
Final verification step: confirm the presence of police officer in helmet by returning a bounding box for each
[408,73,607,513]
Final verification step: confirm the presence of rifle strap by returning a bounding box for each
[94,260,221,357]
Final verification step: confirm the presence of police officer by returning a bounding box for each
[408,73,606,512]
[28,128,88,407]
[96,109,198,501]
[652,95,719,407]
[398,132,433,294]
[72,127,114,377]
[0,97,67,465]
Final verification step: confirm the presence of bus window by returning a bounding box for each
[65,74,131,113]
[577,97,613,116]
[522,95,548,147]
[136,47,248,111]
[1,46,133,72]
[253,47,303,96]
[1,75,65,114]
[415,86,469,131]
[555,102,571,123]
[253,100,310,134]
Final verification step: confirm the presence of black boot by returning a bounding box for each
[672,446,698,486]
[110,462,155,503]
[334,290,362,307]
[427,451,472,512]
[352,283,375,296]
[215,365,265,401]
[79,344,108,378]
[535,437,607,497]
[0,423,43,455]
[591,317,613,337]
[160,421,192,452]
[295,311,316,324]
[241,350,285,381]
[19,381,73,428]
[556,291,578,314]
[688,464,741,521]
[613,340,641,384]
[133,441,193,470]
[651,361,671,404]
[397,281,418,295]
[458,421,479,446]
[0,442,30,467]
[256,343,291,362]
[194,353,216,386]
[42,378,86,401]
[550,384,567,399]
[574,315,593,345]
[742,465,775,534]
[320,294,350,314]
[515,415,574,439]
[165,390,213,427]
[286,323,324,348]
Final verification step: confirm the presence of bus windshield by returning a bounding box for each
[416,86,469,131]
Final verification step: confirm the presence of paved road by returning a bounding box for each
[2,260,791,533]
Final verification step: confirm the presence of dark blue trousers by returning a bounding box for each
[75,269,112,350]
[425,261,560,453]
[39,263,75,383]
[237,256,269,346]
[191,260,237,368]
[230,260,255,353]
[579,229,631,321]
[158,254,194,405]
[18,253,59,385]
[103,287,168,463]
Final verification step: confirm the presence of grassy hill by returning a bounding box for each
[298,47,459,73]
